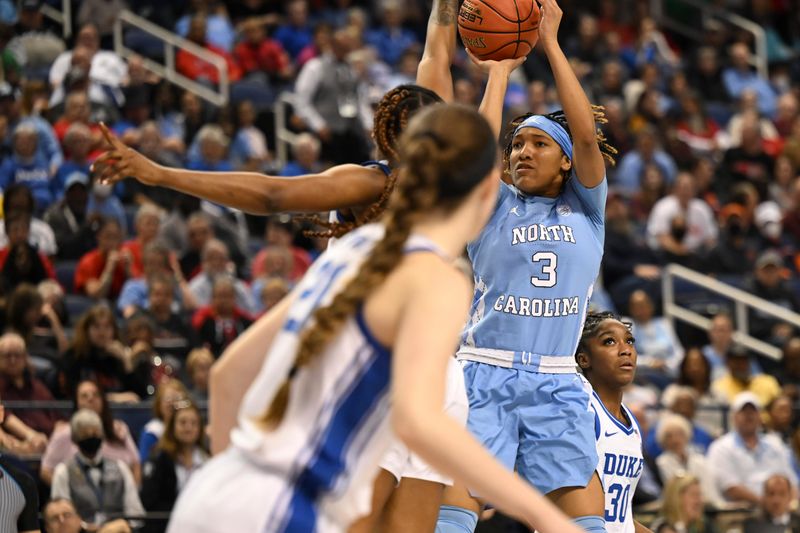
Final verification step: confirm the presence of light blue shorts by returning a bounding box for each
[462,361,598,495]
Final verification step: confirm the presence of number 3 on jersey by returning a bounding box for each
[531,252,557,288]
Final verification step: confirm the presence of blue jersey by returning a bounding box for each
[459,177,607,372]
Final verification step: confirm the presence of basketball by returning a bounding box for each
[458,0,540,61]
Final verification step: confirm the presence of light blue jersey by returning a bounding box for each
[459,177,607,373]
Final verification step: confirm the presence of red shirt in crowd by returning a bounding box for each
[234,39,290,76]
[176,44,242,84]
[74,249,128,299]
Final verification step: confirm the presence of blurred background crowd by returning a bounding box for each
[2,0,800,531]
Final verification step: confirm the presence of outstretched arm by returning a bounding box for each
[92,124,386,215]
[469,50,527,139]
[391,266,582,533]
[416,0,459,102]
[539,0,605,188]
[208,292,294,454]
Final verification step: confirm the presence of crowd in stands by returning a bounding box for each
[2,0,800,530]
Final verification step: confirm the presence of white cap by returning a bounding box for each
[731,391,761,413]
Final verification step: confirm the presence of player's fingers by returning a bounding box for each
[464,47,481,66]
[99,122,122,148]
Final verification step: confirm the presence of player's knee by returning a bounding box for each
[435,505,478,533]
[573,515,607,532]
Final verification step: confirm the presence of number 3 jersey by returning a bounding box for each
[459,178,607,373]
[590,391,644,533]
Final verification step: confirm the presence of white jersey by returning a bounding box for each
[170,223,447,533]
[590,391,644,533]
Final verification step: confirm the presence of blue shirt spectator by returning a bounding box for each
[175,12,235,52]
[273,0,313,59]
[614,128,678,195]
[0,123,56,212]
[365,4,418,67]
[87,183,128,236]
[722,43,778,118]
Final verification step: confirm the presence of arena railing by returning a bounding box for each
[112,9,229,107]
[650,0,767,79]
[273,91,300,168]
[662,263,800,361]
[40,0,72,39]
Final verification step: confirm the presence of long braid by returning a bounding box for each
[260,107,476,428]
[502,106,619,181]
[304,85,442,239]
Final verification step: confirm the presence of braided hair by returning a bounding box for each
[575,310,632,374]
[260,103,497,427]
[502,107,619,182]
[304,84,443,239]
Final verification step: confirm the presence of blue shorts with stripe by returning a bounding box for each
[462,361,598,495]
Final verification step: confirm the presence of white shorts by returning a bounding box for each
[378,358,468,486]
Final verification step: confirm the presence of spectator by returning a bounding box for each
[86,177,127,236]
[58,306,146,399]
[629,289,684,387]
[294,27,371,165]
[191,275,252,357]
[138,379,189,464]
[365,0,418,67]
[0,210,56,293]
[252,216,312,282]
[254,276,289,316]
[140,402,208,533]
[726,93,780,149]
[186,124,234,172]
[229,100,270,172]
[654,413,721,507]
[722,42,777,118]
[50,409,144,526]
[174,0,235,53]
[720,111,775,202]
[296,21,333,68]
[768,155,796,212]
[741,474,800,532]
[0,183,57,257]
[5,282,67,363]
[687,46,729,106]
[139,274,193,361]
[704,204,759,275]
[602,190,662,313]
[782,177,800,245]
[117,241,195,319]
[0,391,48,455]
[178,212,213,281]
[6,0,66,77]
[273,0,313,59]
[41,379,139,486]
[184,348,213,402]
[188,238,255,314]
[44,171,96,260]
[646,172,718,266]
[75,0,127,48]
[52,91,102,150]
[765,394,794,445]
[0,88,63,175]
[615,126,678,196]
[712,345,782,407]
[48,24,127,109]
[777,337,800,401]
[74,218,130,301]
[0,121,56,212]
[233,18,292,82]
[645,385,715,458]
[0,422,40,533]
[676,348,725,435]
[702,313,737,380]
[121,204,162,279]
[650,475,716,533]
[279,132,322,177]
[746,250,800,346]
[54,123,94,193]
[0,332,60,435]
[707,392,797,506]
[775,93,799,139]
[175,14,241,85]
[43,498,131,533]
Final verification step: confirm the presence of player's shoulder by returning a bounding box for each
[401,253,472,300]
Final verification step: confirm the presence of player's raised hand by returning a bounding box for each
[537,0,563,49]
[465,47,527,76]
[92,122,161,186]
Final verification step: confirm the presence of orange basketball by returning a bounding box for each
[458,0,540,61]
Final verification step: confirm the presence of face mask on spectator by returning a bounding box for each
[93,182,113,199]
[77,436,102,457]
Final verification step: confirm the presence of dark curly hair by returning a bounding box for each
[304,84,443,239]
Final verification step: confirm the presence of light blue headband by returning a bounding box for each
[514,115,573,160]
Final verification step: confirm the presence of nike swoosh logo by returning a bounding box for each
[604,430,618,437]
